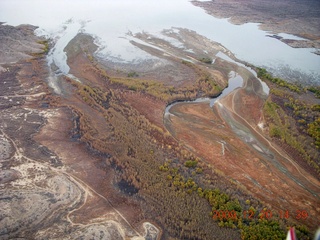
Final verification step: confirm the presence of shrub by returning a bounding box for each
[199,57,213,64]
[185,160,198,168]
[127,71,139,77]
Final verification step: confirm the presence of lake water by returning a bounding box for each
[1,0,319,84]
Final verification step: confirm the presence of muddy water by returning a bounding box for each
[1,0,319,84]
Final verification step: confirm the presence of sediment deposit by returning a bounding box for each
[0,21,319,240]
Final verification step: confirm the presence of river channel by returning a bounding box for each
[165,71,244,116]
[164,65,319,199]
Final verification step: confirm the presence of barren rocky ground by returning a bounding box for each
[0,25,155,240]
[0,23,45,63]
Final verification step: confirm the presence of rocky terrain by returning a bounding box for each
[0,23,45,64]
[0,21,319,240]
[0,24,154,240]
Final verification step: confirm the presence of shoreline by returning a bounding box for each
[1,6,320,238]
[192,0,320,51]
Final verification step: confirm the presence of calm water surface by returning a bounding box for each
[1,0,319,84]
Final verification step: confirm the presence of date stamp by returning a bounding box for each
[212,209,309,221]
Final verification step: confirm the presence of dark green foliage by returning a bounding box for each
[311,104,320,112]
[158,162,298,239]
[38,40,49,54]
[72,61,314,239]
[127,71,139,78]
[261,68,320,176]
[241,220,286,240]
[295,225,311,240]
[257,67,302,93]
[30,40,50,57]
[73,77,241,239]
[159,162,169,171]
[185,160,198,168]
[307,86,320,98]
[199,57,213,64]
[307,117,320,149]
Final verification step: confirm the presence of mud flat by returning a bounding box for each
[2,0,320,85]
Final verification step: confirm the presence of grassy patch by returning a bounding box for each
[261,68,320,176]
[158,162,309,239]
[110,77,174,101]
[67,55,313,239]
[257,67,302,93]
[30,40,50,57]
[307,86,320,98]
[127,71,139,78]
[199,57,213,64]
